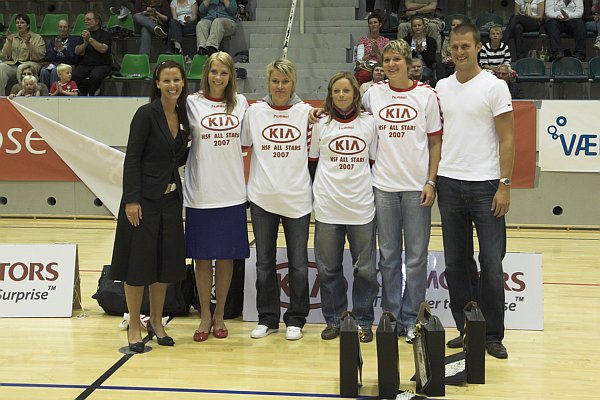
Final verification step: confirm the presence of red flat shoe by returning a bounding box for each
[193,330,210,342]
[213,327,228,339]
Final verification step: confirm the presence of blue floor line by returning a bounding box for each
[0,382,376,399]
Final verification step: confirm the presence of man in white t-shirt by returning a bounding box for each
[435,23,515,359]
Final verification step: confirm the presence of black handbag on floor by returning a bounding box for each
[92,264,194,317]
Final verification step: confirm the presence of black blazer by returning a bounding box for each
[122,99,188,204]
[404,35,437,69]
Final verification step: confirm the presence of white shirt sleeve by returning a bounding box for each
[425,89,443,135]
[490,80,514,117]
[367,116,378,162]
[308,118,321,161]
[362,88,372,113]
[240,108,253,147]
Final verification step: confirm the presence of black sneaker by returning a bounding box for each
[358,327,373,343]
[486,342,508,359]
[109,6,120,14]
[197,47,208,56]
[153,25,167,39]
[321,326,340,340]
[207,46,219,55]
[447,335,463,348]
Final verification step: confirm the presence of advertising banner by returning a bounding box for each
[0,244,78,317]
[243,249,543,330]
[539,101,600,172]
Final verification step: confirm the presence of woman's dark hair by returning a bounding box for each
[150,60,190,137]
[367,12,382,24]
[15,13,31,29]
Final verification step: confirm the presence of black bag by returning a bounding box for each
[92,264,194,317]
[376,312,400,399]
[339,311,362,398]
[464,301,486,384]
[412,302,445,397]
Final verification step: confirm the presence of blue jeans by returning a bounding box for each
[314,219,378,328]
[586,20,600,40]
[39,66,59,88]
[133,12,167,56]
[436,176,506,343]
[168,19,197,45]
[250,202,310,329]
[374,188,431,330]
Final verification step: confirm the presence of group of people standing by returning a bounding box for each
[110,22,514,361]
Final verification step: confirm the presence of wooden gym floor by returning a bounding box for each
[0,218,598,400]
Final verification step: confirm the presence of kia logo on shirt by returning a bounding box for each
[379,104,418,123]
[261,124,301,143]
[328,135,366,155]
[200,113,240,131]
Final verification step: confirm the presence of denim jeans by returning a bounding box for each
[168,19,196,45]
[544,18,586,56]
[250,202,310,328]
[40,66,59,88]
[436,176,506,343]
[374,188,431,330]
[133,12,166,56]
[314,219,378,328]
[586,20,600,40]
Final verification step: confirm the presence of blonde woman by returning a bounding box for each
[184,51,249,342]
[241,59,313,341]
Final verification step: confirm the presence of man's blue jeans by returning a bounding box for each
[436,176,506,343]
[314,219,378,328]
[250,202,310,329]
[374,188,431,330]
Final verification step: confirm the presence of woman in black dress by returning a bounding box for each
[110,60,190,353]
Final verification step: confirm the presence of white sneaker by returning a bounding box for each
[285,326,303,340]
[251,324,278,338]
[594,40,600,51]
[406,326,416,343]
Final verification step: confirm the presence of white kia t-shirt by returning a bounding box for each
[363,80,442,192]
[309,112,377,225]
[241,101,313,218]
[184,93,248,208]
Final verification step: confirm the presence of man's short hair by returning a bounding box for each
[15,13,31,27]
[450,23,481,44]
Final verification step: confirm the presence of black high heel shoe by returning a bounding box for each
[127,326,145,353]
[147,321,175,346]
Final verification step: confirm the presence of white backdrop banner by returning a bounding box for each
[539,101,600,172]
[0,244,77,317]
[243,249,543,330]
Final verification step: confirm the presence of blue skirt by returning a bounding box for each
[185,203,250,260]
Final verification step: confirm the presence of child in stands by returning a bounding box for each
[50,64,79,96]
[479,25,511,73]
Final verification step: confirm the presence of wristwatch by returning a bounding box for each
[426,180,436,188]
[499,178,512,186]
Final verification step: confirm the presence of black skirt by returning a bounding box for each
[110,191,186,286]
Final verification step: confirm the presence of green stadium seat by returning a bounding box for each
[156,54,185,68]
[187,55,208,80]
[112,54,151,80]
[71,14,85,36]
[588,57,600,83]
[514,58,549,83]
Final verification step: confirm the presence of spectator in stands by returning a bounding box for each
[362,39,442,344]
[196,0,238,56]
[480,25,511,73]
[355,12,390,85]
[545,0,586,61]
[109,0,132,19]
[410,57,434,85]
[110,60,190,353]
[310,72,378,343]
[403,16,437,83]
[40,19,80,89]
[50,64,79,96]
[440,16,464,78]
[359,62,386,95]
[397,1,443,51]
[503,0,545,60]
[364,0,400,19]
[241,59,313,341]
[496,64,524,100]
[184,52,249,342]
[73,12,113,96]
[8,75,44,98]
[168,0,198,54]
[8,65,49,97]
[0,14,45,97]
[132,0,171,56]
[585,0,600,50]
